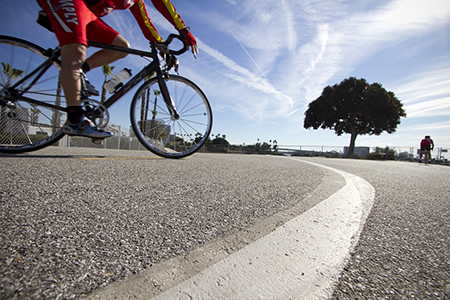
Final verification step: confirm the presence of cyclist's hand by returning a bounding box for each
[181,27,198,57]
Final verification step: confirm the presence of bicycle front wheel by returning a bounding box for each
[0,36,66,153]
[130,75,213,158]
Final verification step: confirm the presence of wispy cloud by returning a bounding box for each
[405,99,450,117]
[280,0,298,52]
[401,119,450,132]
[199,41,294,121]
[295,0,450,99]
[110,0,450,127]
[389,57,450,117]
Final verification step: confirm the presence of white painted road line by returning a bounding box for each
[153,158,375,299]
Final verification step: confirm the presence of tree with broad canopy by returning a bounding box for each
[304,77,406,157]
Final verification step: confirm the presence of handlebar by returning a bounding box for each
[158,33,187,56]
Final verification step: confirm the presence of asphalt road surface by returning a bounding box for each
[0,148,449,299]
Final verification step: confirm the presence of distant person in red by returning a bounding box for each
[419,135,434,164]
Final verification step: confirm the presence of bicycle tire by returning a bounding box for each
[130,75,213,159]
[0,35,66,153]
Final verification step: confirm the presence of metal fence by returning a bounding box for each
[59,135,151,151]
[58,135,449,163]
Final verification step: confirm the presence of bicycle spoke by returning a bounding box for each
[178,93,196,115]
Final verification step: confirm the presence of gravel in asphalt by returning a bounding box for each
[0,148,323,299]
[300,158,450,300]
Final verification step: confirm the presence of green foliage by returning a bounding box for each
[367,146,397,160]
[101,64,115,103]
[2,62,24,85]
[239,139,279,154]
[1,62,25,130]
[202,134,230,153]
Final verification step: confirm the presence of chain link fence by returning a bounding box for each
[56,129,449,164]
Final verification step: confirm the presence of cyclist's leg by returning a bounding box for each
[84,20,130,69]
[38,0,112,137]
[37,0,94,108]
[60,43,86,108]
[60,44,112,138]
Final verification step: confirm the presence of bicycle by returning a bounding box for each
[0,34,212,158]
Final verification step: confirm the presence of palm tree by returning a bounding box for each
[1,62,24,128]
[101,65,115,104]
[51,75,63,134]
[150,89,160,139]
[143,88,150,123]
[29,105,41,124]
[1,62,24,87]
[139,74,156,135]
[140,91,146,133]
[139,87,153,136]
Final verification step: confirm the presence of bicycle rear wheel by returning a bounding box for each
[130,75,213,158]
[0,36,66,153]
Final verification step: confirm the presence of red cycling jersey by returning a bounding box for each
[37,0,189,46]
[420,137,434,151]
[421,139,431,147]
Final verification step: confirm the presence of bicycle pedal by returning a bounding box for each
[91,139,103,145]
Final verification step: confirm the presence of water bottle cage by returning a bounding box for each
[104,68,132,93]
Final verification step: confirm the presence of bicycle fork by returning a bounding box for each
[156,70,180,121]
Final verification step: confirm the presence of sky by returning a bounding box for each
[1,0,449,154]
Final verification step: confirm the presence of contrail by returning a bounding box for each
[227,26,271,84]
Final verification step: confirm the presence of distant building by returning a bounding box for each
[343,146,370,157]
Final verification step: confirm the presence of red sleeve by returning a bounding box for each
[150,0,186,30]
[129,0,163,42]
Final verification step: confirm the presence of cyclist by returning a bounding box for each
[36,0,198,139]
[419,135,434,164]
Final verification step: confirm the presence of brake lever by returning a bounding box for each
[174,60,179,74]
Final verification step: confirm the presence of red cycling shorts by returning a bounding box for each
[37,0,119,46]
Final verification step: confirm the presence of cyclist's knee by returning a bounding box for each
[61,43,86,68]
[112,35,130,59]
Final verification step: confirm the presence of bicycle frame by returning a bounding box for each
[0,34,212,157]
[6,40,174,115]
[87,41,165,111]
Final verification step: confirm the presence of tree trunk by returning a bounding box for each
[346,132,358,158]
[144,89,149,120]
[52,75,62,134]
[140,94,146,134]
[101,84,106,104]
